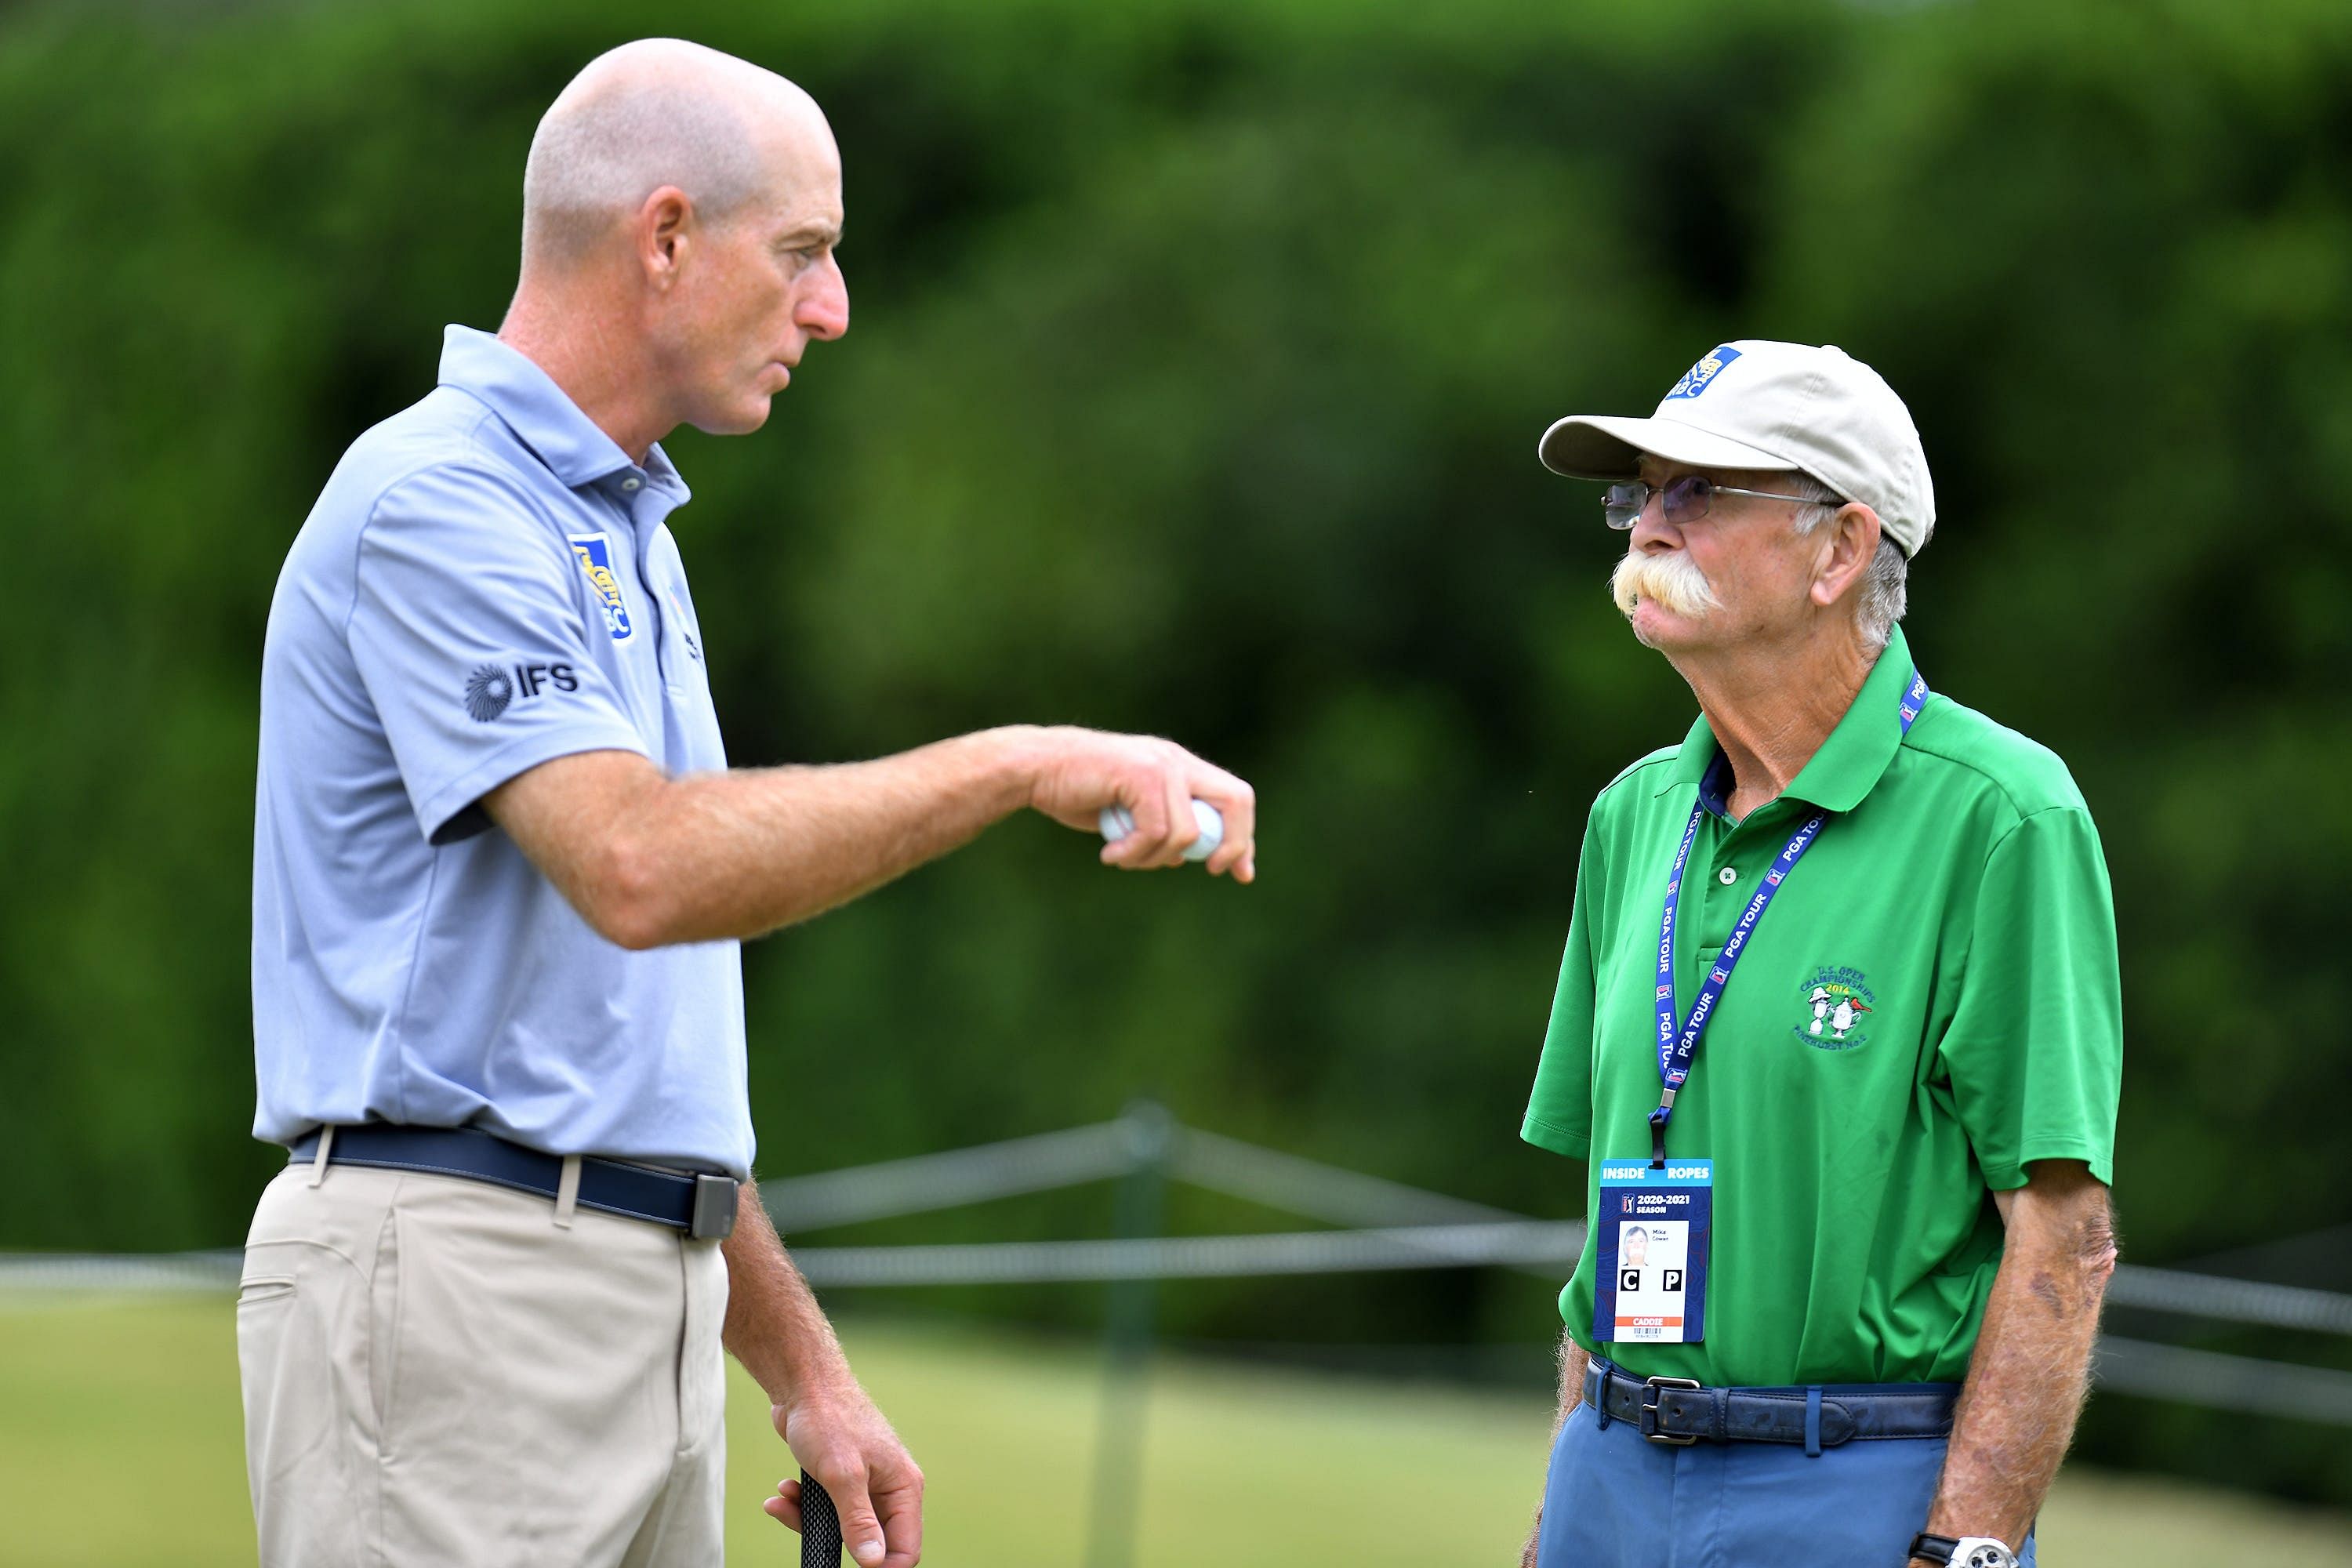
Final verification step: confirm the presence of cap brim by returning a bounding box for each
[1537,414,1798,480]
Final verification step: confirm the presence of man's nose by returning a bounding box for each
[1628,501,1681,552]
[799,254,849,342]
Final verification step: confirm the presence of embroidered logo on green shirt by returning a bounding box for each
[1796,965,1877,1050]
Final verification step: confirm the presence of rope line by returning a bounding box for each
[6,1116,2349,1436]
[760,1121,1137,1232]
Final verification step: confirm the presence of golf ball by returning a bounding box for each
[1098,798,1225,863]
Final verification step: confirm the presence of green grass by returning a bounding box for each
[2,1297,2349,1566]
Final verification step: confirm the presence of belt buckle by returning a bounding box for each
[689,1174,740,1241]
[1639,1375,1702,1445]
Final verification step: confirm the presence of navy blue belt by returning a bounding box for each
[1585,1357,1958,1451]
[287,1123,740,1241]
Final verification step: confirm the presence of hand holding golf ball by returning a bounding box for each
[1018,725,1254,880]
[1099,798,1225,863]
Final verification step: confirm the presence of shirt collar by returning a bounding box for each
[437,325,685,497]
[1657,624,1919,815]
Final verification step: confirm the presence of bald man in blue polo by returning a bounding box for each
[242,39,1256,1568]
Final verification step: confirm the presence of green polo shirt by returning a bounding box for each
[1521,626,2122,1388]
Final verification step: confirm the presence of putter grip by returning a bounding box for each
[800,1470,844,1568]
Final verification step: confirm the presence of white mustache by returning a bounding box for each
[1611,550,1721,619]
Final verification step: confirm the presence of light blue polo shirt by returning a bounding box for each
[252,325,751,1174]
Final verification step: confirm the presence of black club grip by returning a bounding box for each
[799,1470,844,1568]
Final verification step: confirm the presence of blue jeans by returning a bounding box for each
[1535,1388,2038,1568]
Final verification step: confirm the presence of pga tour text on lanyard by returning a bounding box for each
[1647,669,1930,1167]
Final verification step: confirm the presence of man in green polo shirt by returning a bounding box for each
[1517,341,2121,1568]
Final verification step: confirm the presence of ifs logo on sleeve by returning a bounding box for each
[1664,345,1742,401]
[568,532,634,641]
[1593,1159,1712,1345]
[461,659,578,723]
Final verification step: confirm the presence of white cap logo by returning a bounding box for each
[1663,345,1743,401]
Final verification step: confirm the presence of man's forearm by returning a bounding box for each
[489,720,1256,949]
[1551,1330,1589,1440]
[721,1176,854,1406]
[624,728,1040,946]
[1522,1330,1588,1566]
[1921,1172,2117,1553]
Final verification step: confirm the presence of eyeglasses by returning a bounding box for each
[1602,475,1839,530]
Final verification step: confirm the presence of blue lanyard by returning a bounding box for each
[1647,668,1929,1167]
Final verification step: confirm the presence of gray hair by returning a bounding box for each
[1788,472,1907,655]
[521,62,763,264]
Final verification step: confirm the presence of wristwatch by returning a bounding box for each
[1908,1534,2019,1568]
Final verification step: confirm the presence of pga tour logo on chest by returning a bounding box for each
[568,532,634,641]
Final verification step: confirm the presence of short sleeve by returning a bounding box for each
[349,465,649,844]
[1937,807,2123,1189]
[1522,811,1602,1159]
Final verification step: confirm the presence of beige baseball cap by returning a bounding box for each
[1538,340,1936,557]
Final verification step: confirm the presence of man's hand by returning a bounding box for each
[723,1183,923,1565]
[1022,725,1258,881]
[763,1379,924,1568]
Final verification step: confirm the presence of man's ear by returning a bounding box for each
[1809,503,1883,608]
[637,186,694,290]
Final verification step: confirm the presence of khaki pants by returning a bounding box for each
[238,1160,729,1567]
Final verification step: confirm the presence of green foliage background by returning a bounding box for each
[3,0,2349,1504]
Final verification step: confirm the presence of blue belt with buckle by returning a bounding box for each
[1585,1357,1958,1451]
[287,1123,741,1241]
